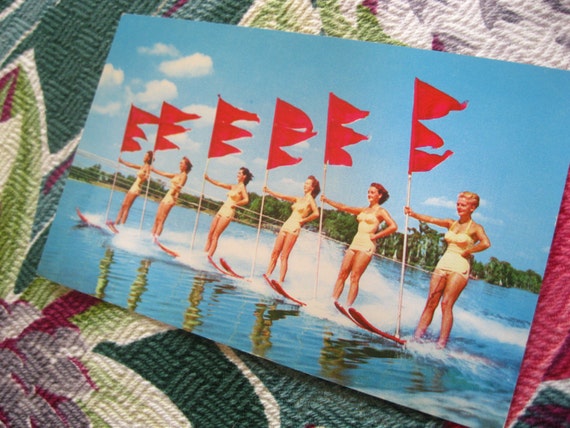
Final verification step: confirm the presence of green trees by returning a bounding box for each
[316,206,543,294]
[69,165,542,293]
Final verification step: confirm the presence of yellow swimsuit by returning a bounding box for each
[435,220,474,280]
[280,196,313,236]
[128,165,150,195]
[217,186,242,219]
[162,173,185,205]
[348,210,378,255]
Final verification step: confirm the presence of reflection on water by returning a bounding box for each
[250,303,275,357]
[38,181,540,428]
[183,276,209,331]
[128,259,151,311]
[250,303,301,357]
[408,365,446,394]
[319,330,408,384]
[95,247,114,299]
[319,330,361,383]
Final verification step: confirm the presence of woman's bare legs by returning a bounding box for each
[205,215,232,258]
[414,271,468,348]
[345,251,372,307]
[332,250,355,303]
[152,202,174,237]
[437,274,468,348]
[115,192,138,225]
[266,232,286,277]
[277,233,298,284]
[414,272,446,340]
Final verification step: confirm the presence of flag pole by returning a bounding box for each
[250,169,269,280]
[396,173,412,337]
[138,150,156,232]
[190,157,210,251]
[314,162,328,299]
[104,162,120,224]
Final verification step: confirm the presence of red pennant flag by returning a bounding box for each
[208,96,260,158]
[324,93,369,166]
[161,101,201,123]
[408,78,468,173]
[266,98,317,170]
[154,102,201,151]
[120,105,160,152]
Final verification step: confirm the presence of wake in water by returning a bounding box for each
[77,208,531,370]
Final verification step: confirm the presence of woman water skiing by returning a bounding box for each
[405,191,490,348]
[263,175,320,285]
[322,182,397,308]
[204,167,253,258]
[150,156,192,239]
[107,151,153,230]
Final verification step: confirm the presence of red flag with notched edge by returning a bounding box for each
[208,96,260,158]
[266,98,317,170]
[324,93,369,166]
[408,78,468,173]
[121,105,159,152]
[154,102,200,151]
[161,101,201,124]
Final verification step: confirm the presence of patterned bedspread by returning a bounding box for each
[1,1,569,426]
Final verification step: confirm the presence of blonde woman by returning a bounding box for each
[405,191,490,348]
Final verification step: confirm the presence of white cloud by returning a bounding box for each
[92,101,122,116]
[183,104,216,126]
[253,157,267,167]
[130,79,178,109]
[159,53,213,78]
[138,43,180,57]
[100,64,124,87]
[423,196,455,208]
[473,212,503,226]
[163,133,202,154]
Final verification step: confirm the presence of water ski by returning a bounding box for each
[76,208,103,230]
[334,301,366,329]
[347,307,407,345]
[154,237,179,257]
[208,256,239,278]
[219,258,244,279]
[105,221,119,234]
[263,274,306,306]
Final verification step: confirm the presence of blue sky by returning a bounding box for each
[77,14,570,275]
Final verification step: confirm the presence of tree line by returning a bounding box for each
[69,164,542,293]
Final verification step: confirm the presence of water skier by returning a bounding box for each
[204,167,253,258]
[322,182,397,308]
[263,175,320,285]
[405,191,490,348]
[151,156,192,239]
[107,151,153,230]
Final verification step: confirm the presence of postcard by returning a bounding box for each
[37,14,570,427]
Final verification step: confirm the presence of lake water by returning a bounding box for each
[38,180,539,427]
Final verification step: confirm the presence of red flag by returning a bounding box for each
[208,96,260,158]
[408,78,468,173]
[266,98,317,170]
[324,93,369,166]
[154,102,201,151]
[120,105,159,152]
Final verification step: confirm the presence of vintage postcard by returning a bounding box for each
[38,14,570,427]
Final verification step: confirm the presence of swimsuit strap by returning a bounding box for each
[451,219,472,234]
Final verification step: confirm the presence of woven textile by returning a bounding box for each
[1,0,569,426]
